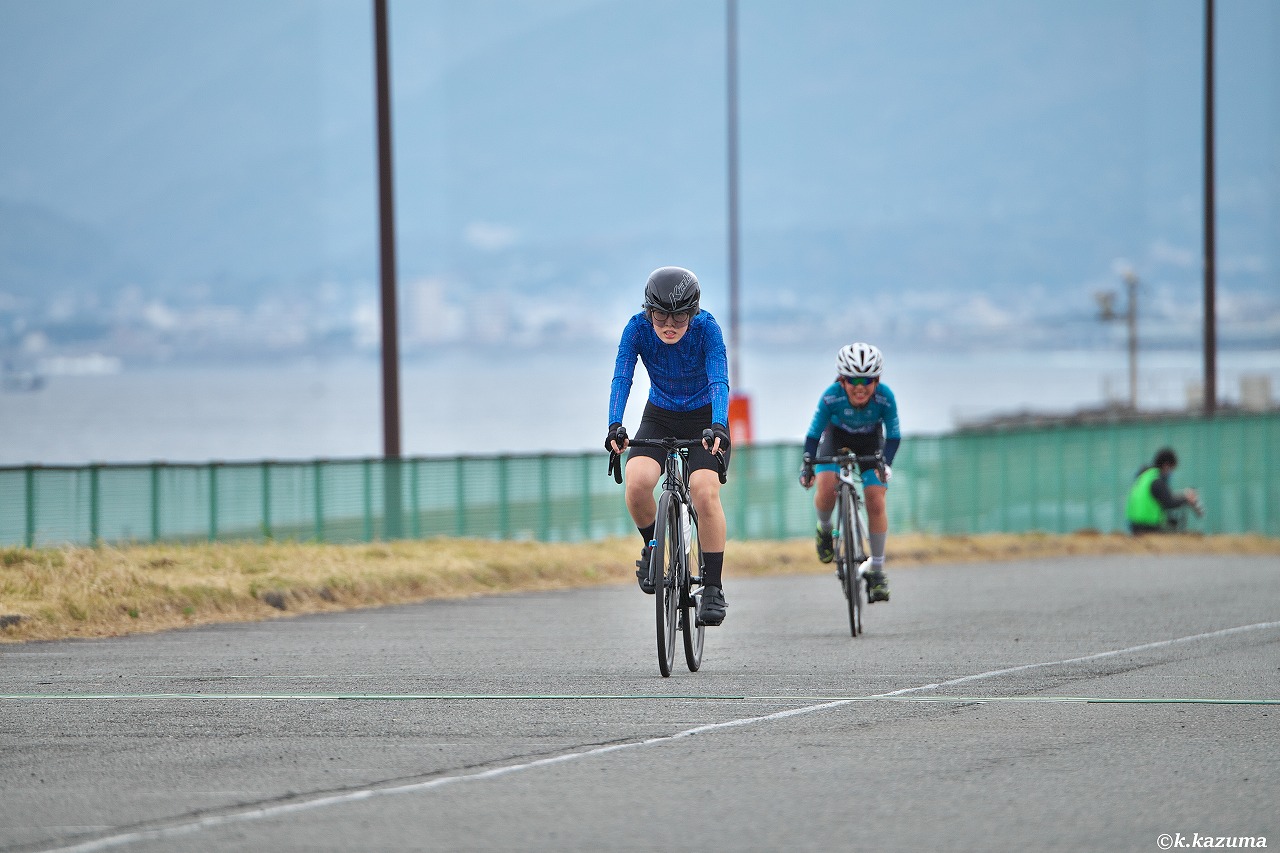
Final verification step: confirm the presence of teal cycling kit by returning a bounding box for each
[804,381,901,486]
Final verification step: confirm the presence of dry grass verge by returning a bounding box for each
[2,533,1276,643]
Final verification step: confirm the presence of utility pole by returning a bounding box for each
[1203,0,1217,416]
[1124,269,1138,411]
[726,0,741,389]
[1095,268,1139,411]
[725,0,752,443]
[373,0,403,536]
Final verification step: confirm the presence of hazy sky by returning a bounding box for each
[0,0,1275,349]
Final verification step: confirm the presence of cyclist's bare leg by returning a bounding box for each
[690,468,729,623]
[864,485,888,535]
[689,468,726,551]
[864,484,890,600]
[809,470,840,564]
[813,470,838,520]
[623,455,662,529]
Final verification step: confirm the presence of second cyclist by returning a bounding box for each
[799,343,901,603]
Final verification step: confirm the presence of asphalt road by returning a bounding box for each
[2,553,1277,852]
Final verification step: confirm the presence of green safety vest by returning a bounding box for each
[1125,467,1165,527]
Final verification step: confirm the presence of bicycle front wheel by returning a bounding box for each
[681,502,704,672]
[840,487,864,637]
[653,491,680,677]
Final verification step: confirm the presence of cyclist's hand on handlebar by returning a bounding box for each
[605,423,628,453]
[702,423,730,455]
[799,453,815,488]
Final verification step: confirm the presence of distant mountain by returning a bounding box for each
[0,200,149,302]
[0,0,1275,362]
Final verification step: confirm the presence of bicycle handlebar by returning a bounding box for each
[626,437,709,450]
[607,436,728,485]
[809,450,885,468]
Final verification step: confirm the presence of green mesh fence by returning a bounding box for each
[1,413,1275,547]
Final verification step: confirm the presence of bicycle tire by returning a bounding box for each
[841,486,864,637]
[836,489,852,601]
[653,491,679,677]
[681,501,705,672]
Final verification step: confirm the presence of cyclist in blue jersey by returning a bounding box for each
[799,343,900,603]
[605,267,732,626]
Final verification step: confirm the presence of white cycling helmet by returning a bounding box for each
[835,342,883,378]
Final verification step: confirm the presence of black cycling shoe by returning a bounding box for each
[815,524,835,564]
[698,585,727,626]
[635,546,654,595]
[865,569,889,603]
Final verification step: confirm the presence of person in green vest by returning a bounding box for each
[1125,447,1203,534]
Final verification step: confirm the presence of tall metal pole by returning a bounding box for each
[374,0,402,457]
[1124,270,1138,410]
[726,0,741,391]
[374,0,403,537]
[1203,0,1217,415]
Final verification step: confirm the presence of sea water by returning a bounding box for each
[1,346,1275,466]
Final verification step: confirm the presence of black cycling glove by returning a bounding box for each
[799,452,815,488]
[702,423,731,453]
[605,423,627,453]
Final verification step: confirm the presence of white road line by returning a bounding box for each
[39,620,1280,853]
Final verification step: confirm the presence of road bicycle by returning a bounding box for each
[810,450,884,637]
[610,435,726,677]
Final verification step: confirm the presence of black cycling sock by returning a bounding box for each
[702,551,724,588]
[639,524,655,547]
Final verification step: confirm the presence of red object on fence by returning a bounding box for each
[729,393,753,445]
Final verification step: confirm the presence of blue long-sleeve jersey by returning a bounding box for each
[608,310,730,427]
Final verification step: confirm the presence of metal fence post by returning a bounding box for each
[1057,428,1068,533]
[24,466,36,548]
[316,459,328,543]
[775,445,788,538]
[89,464,101,545]
[362,459,373,542]
[581,453,592,541]
[455,457,467,537]
[1265,415,1276,535]
[410,458,421,539]
[498,455,510,540]
[539,454,551,541]
[209,463,219,542]
[150,463,161,543]
[261,461,273,540]
[998,433,1009,532]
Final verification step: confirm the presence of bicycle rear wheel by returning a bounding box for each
[653,491,680,677]
[840,487,864,637]
[681,502,704,672]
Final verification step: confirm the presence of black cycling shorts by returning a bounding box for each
[629,402,731,477]
[816,426,885,486]
[817,425,880,459]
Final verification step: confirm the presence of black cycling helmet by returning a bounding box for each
[643,266,700,316]
[1154,447,1178,468]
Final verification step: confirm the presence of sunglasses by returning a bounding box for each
[649,309,692,327]
[841,375,878,386]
